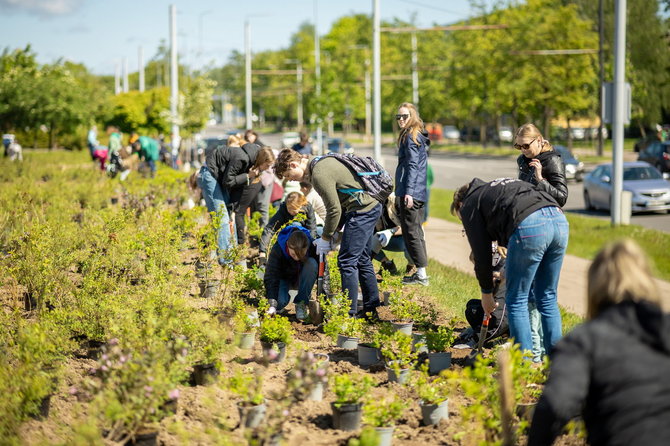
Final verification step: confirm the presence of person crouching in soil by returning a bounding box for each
[528,239,670,446]
[273,149,383,320]
[264,224,318,322]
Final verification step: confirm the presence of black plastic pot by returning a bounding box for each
[199,279,220,298]
[125,430,158,446]
[308,299,323,325]
[30,394,51,420]
[357,343,381,367]
[420,399,449,426]
[260,341,287,363]
[391,321,413,335]
[331,402,363,431]
[375,426,395,446]
[192,362,220,386]
[428,352,452,375]
[336,334,358,350]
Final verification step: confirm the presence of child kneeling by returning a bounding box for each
[264,224,318,321]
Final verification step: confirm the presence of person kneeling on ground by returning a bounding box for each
[528,239,670,446]
[273,149,383,319]
[264,224,318,321]
[259,191,317,260]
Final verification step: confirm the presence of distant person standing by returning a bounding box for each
[87,125,98,161]
[394,102,430,286]
[291,132,312,155]
[7,137,22,161]
[3,133,15,158]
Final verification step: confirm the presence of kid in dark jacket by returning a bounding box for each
[264,224,318,321]
[259,191,317,256]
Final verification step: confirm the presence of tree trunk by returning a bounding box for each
[639,122,647,139]
[567,117,573,150]
[480,122,487,148]
[48,125,54,150]
[33,128,39,149]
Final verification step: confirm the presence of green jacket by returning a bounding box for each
[109,132,122,152]
[309,156,378,240]
[138,136,159,161]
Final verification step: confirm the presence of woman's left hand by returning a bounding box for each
[529,159,543,182]
[404,194,414,209]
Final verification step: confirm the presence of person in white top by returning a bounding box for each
[300,181,326,231]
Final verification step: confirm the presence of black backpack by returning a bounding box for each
[310,153,393,204]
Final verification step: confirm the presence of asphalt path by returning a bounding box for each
[205,128,669,232]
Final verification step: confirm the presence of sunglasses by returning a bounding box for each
[395,114,409,121]
[514,137,537,150]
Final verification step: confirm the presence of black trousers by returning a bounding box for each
[396,196,428,268]
[234,182,262,244]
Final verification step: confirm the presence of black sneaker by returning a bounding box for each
[402,273,429,286]
[356,308,381,323]
[381,259,399,275]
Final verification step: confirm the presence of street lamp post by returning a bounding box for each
[372,0,382,164]
[285,59,304,129]
[245,20,252,130]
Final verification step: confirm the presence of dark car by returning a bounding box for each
[637,140,670,176]
[554,145,585,182]
[327,138,354,154]
[203,136,226,158]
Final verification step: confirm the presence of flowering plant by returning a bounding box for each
[286,351,329,401]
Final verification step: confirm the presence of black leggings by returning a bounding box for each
[234,182,263,244]
[396,196,428,268]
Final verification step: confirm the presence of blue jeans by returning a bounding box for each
[338,204,383,316]
[196,166,235,265]
[505,206,568,355]
[277,257,318,310]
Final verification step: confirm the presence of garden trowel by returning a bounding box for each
[464,314,489,367]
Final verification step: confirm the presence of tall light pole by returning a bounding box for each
[372,0,382,164]
[611,0,626,226]
[314,0,323,154]
[169,4,180,157]
[114,60,121,95]
[245,20,253,130]
[285,59,304,129]
[122,57,129,93]
[597,0,605,156]
[411,31,419,107]
[138,46,145,92]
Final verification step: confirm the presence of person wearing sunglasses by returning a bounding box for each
[394,102,430,286]
[514,123,568,363]
[515,123,568,207]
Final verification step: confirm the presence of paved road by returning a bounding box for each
[203,128,669,232]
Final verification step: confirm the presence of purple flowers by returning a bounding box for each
[168,389,180,400]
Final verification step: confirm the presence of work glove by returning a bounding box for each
[313,237,332,255]
[376,229,394,248]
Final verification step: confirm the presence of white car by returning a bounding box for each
[281,132,301,148]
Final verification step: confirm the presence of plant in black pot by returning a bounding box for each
[259,315,293,363]
[388,292,421,335]
[411,366,450,426]
[227,368,266,429]
[331,373,375,431]
[380,330,417,385]
[322,294,364,350]
[362,394,407,446]
[425,324,456,375]
[187,317,227,385]
[286,350,330,402]
[232,300,260,350]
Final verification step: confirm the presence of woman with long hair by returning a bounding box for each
[529,240,670,446]
[395,102,430,285]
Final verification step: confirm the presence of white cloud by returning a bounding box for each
[0,0,84,16]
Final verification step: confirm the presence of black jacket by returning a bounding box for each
[205,145,232,189]
[259,202,317,253]
[224,144,261,205]
[264,225,317,303]
[460,178,558,292]
[528,300,670,446]
[517,150,568,207]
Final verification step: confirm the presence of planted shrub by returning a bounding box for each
[363,394,406,427]
[259,316,293,345]
[425,325,456,352]
[227,369,264,406]
[332,373,375,408]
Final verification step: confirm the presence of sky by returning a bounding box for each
[0,0,495,75]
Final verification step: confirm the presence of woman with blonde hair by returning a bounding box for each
[514,123,567,207]
[529,239,670,446]
[394,102,430,285]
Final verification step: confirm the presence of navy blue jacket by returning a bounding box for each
[395,130,429,202]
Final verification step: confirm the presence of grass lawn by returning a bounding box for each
[429,187,670,282]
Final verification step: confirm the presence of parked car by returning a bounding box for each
[442,125,460,143]
[554,145,585,181]
[203,136,226,157]
[281,132,301,148]
[498,126,514,143]
[327,138,354,154]
[583,161,670,213]
[637,140,670,176]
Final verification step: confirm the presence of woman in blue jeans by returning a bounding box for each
[451,177,569,355]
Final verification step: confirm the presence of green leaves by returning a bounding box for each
[332,373,375,406]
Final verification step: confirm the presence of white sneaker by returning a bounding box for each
[295,303,307,321]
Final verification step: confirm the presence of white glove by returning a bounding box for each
[313,237,332,255]
[376,229,394,248]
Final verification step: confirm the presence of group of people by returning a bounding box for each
[193,103,669,444]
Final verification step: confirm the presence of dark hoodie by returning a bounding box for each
[395,130,430,202]
[459,178,558,292]
[263,224,317,303]
[223,144,261,205]
[528,300,670,446]
[517,149,568,207]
